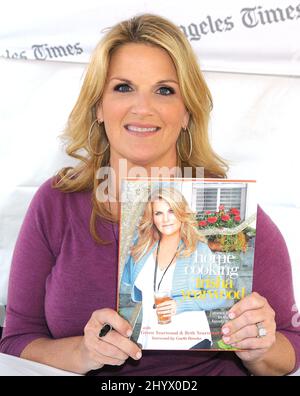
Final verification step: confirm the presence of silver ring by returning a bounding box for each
[256,322,267,338]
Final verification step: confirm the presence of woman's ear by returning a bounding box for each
[182,110,190,129]
[96,101,103,121]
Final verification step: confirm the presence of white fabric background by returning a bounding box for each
[1,0,300,75]
[0,0,299,331]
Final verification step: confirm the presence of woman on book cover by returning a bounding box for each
[121,187,231,350]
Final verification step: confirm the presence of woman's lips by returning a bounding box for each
[124,124,161,137]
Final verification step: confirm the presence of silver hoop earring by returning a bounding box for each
[88,119,109,156]
[176,127,192,162]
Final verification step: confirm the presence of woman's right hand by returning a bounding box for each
[76,308,142,373]
[156,298,177,318]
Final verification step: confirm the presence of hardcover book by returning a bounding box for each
[117,178,257,350]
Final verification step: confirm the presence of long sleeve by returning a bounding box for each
[0,179,63,356]
[253,206,300,374]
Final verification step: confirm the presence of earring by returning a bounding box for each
[88,119,109,156]
[176,126,192,161]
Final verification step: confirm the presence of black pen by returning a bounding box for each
[98,323,112,338]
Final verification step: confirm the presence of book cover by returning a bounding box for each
[117,178,257,350]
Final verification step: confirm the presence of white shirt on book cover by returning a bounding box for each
[134,252,212,350]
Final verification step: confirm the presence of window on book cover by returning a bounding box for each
[194,184,246,219]
[194,183,254,252]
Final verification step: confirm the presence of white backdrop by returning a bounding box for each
[0,0,300,322]
[1,0,300,75]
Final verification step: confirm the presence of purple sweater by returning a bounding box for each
[1,178,300,376]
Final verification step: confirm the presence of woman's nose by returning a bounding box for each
[130,92,154,116]
[163,212,169,222]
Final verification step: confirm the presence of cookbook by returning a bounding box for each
[117,178,257,350]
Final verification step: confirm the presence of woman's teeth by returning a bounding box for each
[126,125,159,132]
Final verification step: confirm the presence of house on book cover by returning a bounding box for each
[118,179,257,350]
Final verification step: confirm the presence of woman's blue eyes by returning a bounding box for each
[158,86,175,95]
[113,84,175,95]
[114,84,132,93]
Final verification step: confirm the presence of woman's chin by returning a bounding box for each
[160,229,180,237]
[126,154,160,168]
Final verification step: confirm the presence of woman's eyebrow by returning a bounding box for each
[109,77,179,85]
[156,79,179,85]
[109,77,132,84]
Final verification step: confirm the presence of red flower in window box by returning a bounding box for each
[221,214,230,222]
[196,206,255,252]
[207,217,218,224]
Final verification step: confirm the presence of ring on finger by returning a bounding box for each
[256,322,267,338]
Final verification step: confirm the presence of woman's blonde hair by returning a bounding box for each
[131,187,206,262]
[53,13,228,244]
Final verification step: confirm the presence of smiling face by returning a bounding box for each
[152,199,181,237]
[97,43,189,168]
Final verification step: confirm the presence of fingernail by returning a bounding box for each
[127,329,133,338]
[222,327,230,335]
[228,312,235,320]
[136,351,142,359]
[223,336,231,343]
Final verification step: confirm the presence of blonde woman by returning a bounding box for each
[122,187,227,350]
[1,14,299,376]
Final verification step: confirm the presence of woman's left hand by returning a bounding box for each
[221,292,276,363]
